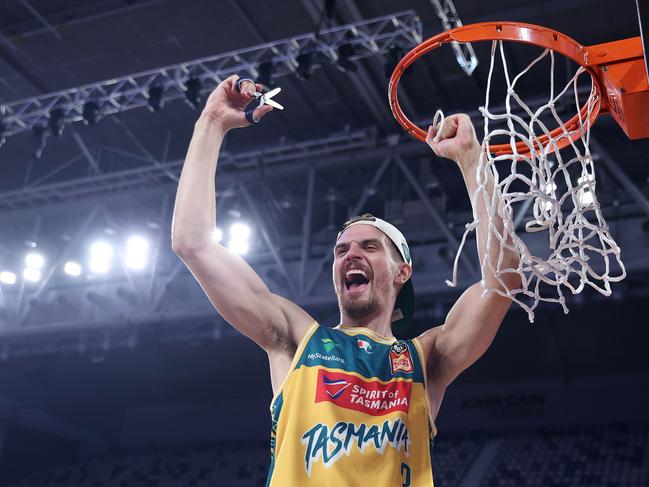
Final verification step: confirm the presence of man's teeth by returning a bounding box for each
[346,269,367,278]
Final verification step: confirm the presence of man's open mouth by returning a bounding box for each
[345,269,370,292]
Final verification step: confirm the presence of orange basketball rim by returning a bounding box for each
[388,21,649,155]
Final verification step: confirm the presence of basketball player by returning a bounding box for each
[172,76,520,486]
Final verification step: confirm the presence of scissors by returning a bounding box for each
[235,78,284,125]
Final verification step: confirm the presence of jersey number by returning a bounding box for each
[401,463,411,487]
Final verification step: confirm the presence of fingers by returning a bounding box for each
[227,78,259,110]
[224,74,239,87]
[250,104,273,124]
[425,112,481,161]
[427,116,458,141]
[426,118,458,155]
[238,79,257,97]
[426,113,476,143]
[426,124,437,142]
[438,117,459,140]
[217,76,275,127]
[448,113,478,139]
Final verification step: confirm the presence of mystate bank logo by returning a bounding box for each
[315,369,411,416]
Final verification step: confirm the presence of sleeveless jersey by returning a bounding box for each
[266,322,436,486]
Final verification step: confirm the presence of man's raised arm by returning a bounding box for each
[422,114,521,388]
[171,76,313,353]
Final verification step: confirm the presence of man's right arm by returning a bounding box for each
[171,76,314,353]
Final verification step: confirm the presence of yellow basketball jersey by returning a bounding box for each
[266,322,436,486]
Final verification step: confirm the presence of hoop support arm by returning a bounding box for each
[586,37,649,139]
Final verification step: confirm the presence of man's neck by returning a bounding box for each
[339,310,395,339]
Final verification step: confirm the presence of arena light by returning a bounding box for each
[257,61,274,87]
[25,252,45,269]
[32,125,48,160]
[228,239,249,255]
[124,236,150,270]
[0,119,6,147]
[64,261,82,277]
[541,181,558,212]
[147,85,164,112]
[23,267,41,282]
[212,227,223,243]
[384,45,408,80]
[296,52,314,81]
[577,175,595,207]
[89,241,113,274]
[228,223,250,254]
[185,78,202,109]
[82,101,101,126]
[0,271,16,285]
[230,223,251,240]
[336,44,357,73]
[48,108,65,137]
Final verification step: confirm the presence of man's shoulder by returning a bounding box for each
[415,325,443,363]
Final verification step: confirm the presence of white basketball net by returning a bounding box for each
[447,40,626,322]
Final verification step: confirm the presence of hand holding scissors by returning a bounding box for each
[236,78,284,125]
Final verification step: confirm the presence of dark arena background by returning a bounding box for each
[0,1,648,486]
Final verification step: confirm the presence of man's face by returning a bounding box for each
[332,224,406,320]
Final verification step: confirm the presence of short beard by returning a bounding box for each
[341,295,378,319]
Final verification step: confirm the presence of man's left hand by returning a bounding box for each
[426,113,482,170]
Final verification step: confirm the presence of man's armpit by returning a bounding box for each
[266,323,297,357]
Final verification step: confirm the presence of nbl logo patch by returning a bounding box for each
[315,369,411,416]
[389,341,414,374]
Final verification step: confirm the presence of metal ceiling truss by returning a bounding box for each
[300,0,417,131]
[343,2,419,122]
[0,125,380,210]
[0,10,422,138]
[0,81,596,211]
[429,0,478,75]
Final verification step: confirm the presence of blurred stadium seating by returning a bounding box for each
[6,423,648,486]
[481,423,649,487]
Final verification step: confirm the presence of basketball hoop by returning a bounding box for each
[389,22,649,321]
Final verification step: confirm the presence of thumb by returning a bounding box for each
[427,138,455,159]
[425,125,437,143]
[252,105,273,123]
[425,125,439,153]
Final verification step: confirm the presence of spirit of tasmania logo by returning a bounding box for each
[315,369,411,416]
[301,418,410,476]
[389,341,414,374]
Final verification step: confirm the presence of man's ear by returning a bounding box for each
[396,263,412,284]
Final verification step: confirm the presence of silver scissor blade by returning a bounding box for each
[265,87,282,99]
[265,98,284,110]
